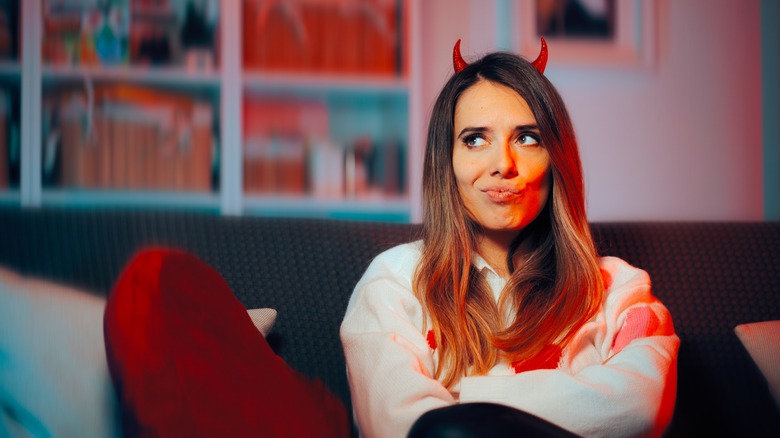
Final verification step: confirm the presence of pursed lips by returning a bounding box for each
[482,187,522,203]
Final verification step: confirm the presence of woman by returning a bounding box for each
[340,40,679,438]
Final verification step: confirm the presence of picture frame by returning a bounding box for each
[515,0,657,68]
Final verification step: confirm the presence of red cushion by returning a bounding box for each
[104,247,349,437]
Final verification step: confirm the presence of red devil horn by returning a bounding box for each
[453,39,468,73]
[531,38,548,74]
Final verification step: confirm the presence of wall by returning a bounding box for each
[415,0,764,222]
[763,0,780,220]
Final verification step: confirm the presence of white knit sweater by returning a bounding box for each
[340,241,679,438]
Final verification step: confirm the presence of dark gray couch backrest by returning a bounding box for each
[1,207,778,437]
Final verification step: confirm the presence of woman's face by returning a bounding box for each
[452,80,552,234]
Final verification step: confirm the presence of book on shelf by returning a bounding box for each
[46,83,214,192]
[0,0,19,61]
[308,138,344,199]
[43,0,131,66]
[129,0,180,66]
[344,136,405,199]
[243,95,324,195]
[244,136,306,195]
[243,94,406,200]
[43,0,218,69]
[243,0,401,76]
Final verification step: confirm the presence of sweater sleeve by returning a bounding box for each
[459,257,679,438]
[340,244,456,438]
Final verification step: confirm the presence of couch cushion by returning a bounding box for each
[0,262,277,438]
[735,320,780,408]
[104,247,348,436]
[0,265,121,438]
[248,307,278,336]
[591,222,780,436]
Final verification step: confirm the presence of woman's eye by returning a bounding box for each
[518,134,540,146]
[464,135,487,147]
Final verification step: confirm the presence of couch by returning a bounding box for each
[0,206,778,437]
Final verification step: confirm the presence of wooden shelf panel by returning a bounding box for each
[40,189,221,211]
[243,194,410,221]
[42,65,221,89]
[244,71,408,95]
[0,61,21,78]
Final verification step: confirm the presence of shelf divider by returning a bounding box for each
[41,65,221,89]
[220,0,243,216]
[20,0,42,207]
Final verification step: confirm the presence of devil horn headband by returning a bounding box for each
[453,38,548,74]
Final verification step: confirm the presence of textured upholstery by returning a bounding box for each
[0,207,418,427]
[591,223,780,437]
[1,207,778,437]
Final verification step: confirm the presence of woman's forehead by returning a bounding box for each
[454,81,535,128]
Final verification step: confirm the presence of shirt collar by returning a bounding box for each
[473,252,497,276]
[473,252,508,304]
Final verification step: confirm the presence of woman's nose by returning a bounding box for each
[490,143,518,178]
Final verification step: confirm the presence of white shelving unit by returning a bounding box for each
[6,0,421,222]
[19,0,42,208]
[42,64,222,88]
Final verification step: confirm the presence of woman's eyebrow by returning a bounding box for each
[457,126,489,138]
[457,124,540,138]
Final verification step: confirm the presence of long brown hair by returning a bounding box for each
[414,52,603,388]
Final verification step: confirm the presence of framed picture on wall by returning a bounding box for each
[516,0,656,68]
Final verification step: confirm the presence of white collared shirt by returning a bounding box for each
[340,241,679,438]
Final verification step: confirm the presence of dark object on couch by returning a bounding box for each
[0,207,778,437]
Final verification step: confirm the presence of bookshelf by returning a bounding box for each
[7,0,421,222]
